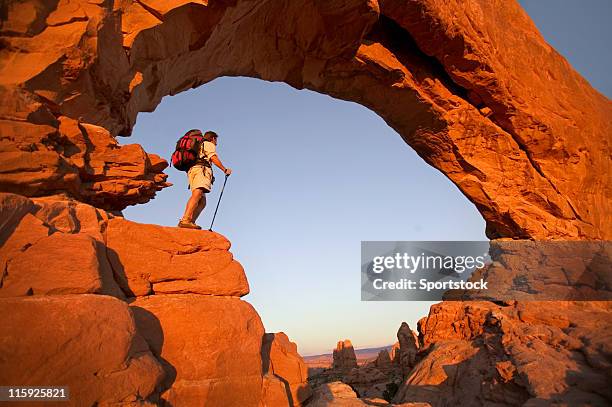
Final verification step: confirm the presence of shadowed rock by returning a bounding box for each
[261,332,312,406]
[333,339,359,372]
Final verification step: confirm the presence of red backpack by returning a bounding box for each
[171,129,205,171]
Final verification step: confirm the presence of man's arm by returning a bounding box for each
[210,155,232,175]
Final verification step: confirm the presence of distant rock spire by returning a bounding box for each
[332,339,358,372]
[374,348,392,370]
[396,322,419,376]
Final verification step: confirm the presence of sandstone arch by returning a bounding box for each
[1,0,610,239]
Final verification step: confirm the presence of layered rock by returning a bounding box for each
[106,218,249,297]
[393,301,612,406]
[1,0,609,239]
[0,112,170,210]
[0,192,278,406]
[0,192,123,298]
[445,240,612,302]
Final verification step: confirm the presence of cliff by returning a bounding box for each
[0,192,310,405]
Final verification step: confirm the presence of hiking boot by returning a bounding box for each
[178,220,202,230]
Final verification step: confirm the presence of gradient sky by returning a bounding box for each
[124,1,611,355]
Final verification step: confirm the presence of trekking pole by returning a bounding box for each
[209,174,229,231]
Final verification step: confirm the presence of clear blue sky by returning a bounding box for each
[124,1,611,355]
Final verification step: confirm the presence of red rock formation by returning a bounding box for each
[307,381,369,407]
[1,0,611,405]
[0,294,164,405]
[131,294,265,406]
[374,349,393,370]
[0,192,272,405]
[261,332,312,406]
[393,301,612,406]
[333,339,359,372]
[1,0,609,238]
[106,218,250,297]
[395,322,419,377]
[344,365,392,400]
[0,193,123,298]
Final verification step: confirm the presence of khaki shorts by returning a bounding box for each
[187,165,214,192]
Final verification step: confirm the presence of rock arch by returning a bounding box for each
[1,0,610,239]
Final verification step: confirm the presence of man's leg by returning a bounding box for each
[181,187,204,223]
[192,192,207,222]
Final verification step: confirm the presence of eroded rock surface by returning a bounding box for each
[0,192,273,406]
[261,332,312,406]
[131,294,265,406]
[395,322,419,377]
[394,301,612,406]
[1,0,611,406]
[1,0,610,239]
[106,217,250,297]
[307,381,371,407]
[0,294,164,405]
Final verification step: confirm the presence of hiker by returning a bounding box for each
[176,130,232,229]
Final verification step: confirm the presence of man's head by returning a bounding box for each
[204,130,219,144]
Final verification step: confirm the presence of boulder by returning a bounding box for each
[106,218,249,297]
[394,301,612,406]
[131,294,264,406]
[1,232,123,297]
[307,382,370,407]
[0,295,164,405]
[261,332,312,406]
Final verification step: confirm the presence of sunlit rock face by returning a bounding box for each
[0,192,271,405]
[1,1,611,406]
[394,301,612,406]
[1,0,609,238]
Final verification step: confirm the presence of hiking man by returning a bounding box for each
[178,130,232,229]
